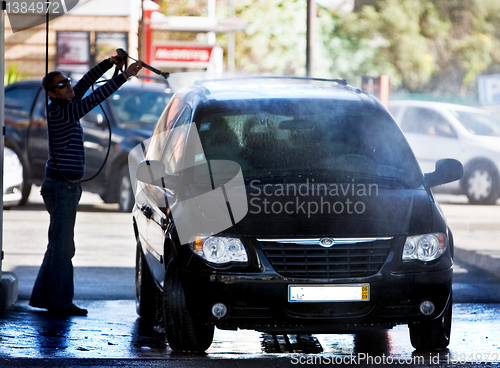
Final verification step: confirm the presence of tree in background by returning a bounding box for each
[233,0,307,76]
[159,0,500,94]
[316,4,401,87]
[160,0,309,76]
[320,0,500,93]
[161,0,207,16]
[4,64,29,85]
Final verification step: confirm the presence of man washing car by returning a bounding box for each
[29,54,143,316]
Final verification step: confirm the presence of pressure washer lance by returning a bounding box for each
[116,48,170,79]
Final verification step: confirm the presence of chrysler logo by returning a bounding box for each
[319,238,335,247]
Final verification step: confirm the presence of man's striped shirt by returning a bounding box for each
[46,59,127,181]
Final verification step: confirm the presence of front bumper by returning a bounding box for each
[181,264,453,333]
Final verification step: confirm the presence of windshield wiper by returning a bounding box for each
[244,169,352,182]
[244,169,412,188]
[348,173,412,188]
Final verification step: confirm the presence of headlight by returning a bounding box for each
[402,233,447,262]
[190,237,248,264]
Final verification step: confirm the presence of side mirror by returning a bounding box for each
[135,160,180,189]
[424,158,464,188]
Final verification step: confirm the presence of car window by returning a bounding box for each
[450,110,500,137]
[388,105,400,117]
[33,90,47,120]
[400,107,457,138]
[5,85,39,113]
[161,106,192,174]
[147,97,183,161]
[108,88,171,125]
[196,99,423,188]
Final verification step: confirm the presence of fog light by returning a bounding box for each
[211,303,228,319]
[419,301,435,316]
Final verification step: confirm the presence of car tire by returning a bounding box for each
[20,181,32,206]
[464,162,499,205]
[163,259,214,353]
[135,242,159,323]
[409,295,452,350]
[118,165,134,212]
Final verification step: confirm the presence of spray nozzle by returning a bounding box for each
[116,48,128,62]
[115,48,169,79]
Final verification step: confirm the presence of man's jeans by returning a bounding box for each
[29,177,82,310]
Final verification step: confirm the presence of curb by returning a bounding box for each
[448,222,500,232]
[454,247,500,278]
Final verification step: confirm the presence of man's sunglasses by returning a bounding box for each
[51,78,72,90]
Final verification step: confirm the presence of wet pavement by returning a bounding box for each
[0,299,499,363]
[1,191,500,365]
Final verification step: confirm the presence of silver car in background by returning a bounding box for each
[389,100,500,205]
[3,147,23,208]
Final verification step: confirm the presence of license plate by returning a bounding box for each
[288,284,370,302]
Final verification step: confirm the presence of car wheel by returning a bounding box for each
[20,181,32,206]
[135,242,159,323]
[464,162,499,205]
[118,165,134,212]
[409,296,452,350]
[163,259,214,353]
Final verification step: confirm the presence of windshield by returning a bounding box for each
[196,99,423,188]
[108,88,172,125]
[450,109,500,137]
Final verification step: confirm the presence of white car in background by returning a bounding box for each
[389,100,500,205]
[3,147,24,208]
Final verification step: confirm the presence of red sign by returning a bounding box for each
[154,44,213,63]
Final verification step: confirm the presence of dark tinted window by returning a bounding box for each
[5,85,39,113]
[33,90,47,120]
[108,88,171,125]
[196,99,423,188]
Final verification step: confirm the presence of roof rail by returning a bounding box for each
[194,76,348,86]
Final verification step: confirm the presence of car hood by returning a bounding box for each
[218,183,434,238]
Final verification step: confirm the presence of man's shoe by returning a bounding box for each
[49,304,88,317]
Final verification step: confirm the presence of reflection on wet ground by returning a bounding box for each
[0,300,499,362]
[0,300,168,359]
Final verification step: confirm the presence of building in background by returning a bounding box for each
[4,0,141,77]
[3,0,246,79]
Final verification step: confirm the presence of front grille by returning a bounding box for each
[259,238,392,279]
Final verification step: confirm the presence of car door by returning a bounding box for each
[5,83,42,175]
[27,89,50,180]
[399,106,462,174]
[135,97,189,283]
[80,100,110,186]
[144,106,192,276]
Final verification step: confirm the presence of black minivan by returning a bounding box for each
[130,77,463,353]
